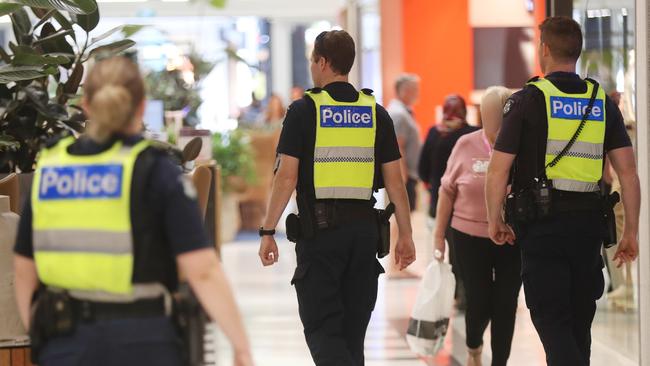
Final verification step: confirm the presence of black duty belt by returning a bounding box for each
[551,190,602,213]
[72,296,167,322]
[320,201,376,221]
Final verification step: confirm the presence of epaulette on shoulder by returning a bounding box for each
[44,133,70,149]
[360,88,374,95]
[306,87,323,94]
[527,76,541,83]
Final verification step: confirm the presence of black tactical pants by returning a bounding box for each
[292,220,384,366]
[517,211,605,366]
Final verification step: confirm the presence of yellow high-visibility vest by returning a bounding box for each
[307,89,377,200]
[529,78,606,192]
[32,136,150,296]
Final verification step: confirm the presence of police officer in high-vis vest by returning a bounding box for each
[258,30,416,366]
[13,57,253,366]
[486,17,639,366]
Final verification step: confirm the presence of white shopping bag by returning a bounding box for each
[406,260,456,356]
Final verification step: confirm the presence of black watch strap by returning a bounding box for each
[259,227,276,237]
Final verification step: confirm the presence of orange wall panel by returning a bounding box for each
[380,0,403,105]
[533,0,547,76]
[402,0,473,132]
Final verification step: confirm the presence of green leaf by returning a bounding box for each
[13,52,71,66]
[88,39,135,59]
[52,10,73,31]
[73,7,99,32]
[5,0,97,15]
[0,135,20,152]
[44,65,59,74]
[39,22,74,56]
[90,25,144,45]
[122,25,146,38]
[0,48,11,64]
[0,4,22,17]
[33,28,74,45]
[0,65,46,83]
[10,8,31,45]
[210,0,227,9]
[90,25,122,44]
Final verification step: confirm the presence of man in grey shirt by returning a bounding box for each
[387,74,422,211]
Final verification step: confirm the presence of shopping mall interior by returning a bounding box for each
[1,0,650,365]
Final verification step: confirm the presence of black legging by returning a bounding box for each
[449,228,522,366]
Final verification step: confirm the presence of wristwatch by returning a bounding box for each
[258,227,276,237]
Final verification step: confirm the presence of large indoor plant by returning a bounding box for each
[0,0,138,173]
[212,129,256,242]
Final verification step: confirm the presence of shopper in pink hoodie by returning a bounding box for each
[433,86,519,366]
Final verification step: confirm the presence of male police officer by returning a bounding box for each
[486,17,639,366]
[258,30,416,366]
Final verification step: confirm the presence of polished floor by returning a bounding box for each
[207,210,640,366]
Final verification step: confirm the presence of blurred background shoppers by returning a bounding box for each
[434,86,520,366]
[13,57,253,366]
[264,93,286,127]
[387,74,422,278]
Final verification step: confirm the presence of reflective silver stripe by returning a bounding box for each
[315,187,373,200]
[314,147,374,163]
[33,230,131,254]
[546,140,603,160]
[552,179,600,192]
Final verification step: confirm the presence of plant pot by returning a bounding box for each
[226,176,248,194]
[219,193,241,244]
[0,196,28,345]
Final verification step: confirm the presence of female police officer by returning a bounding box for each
[13,57,253,366]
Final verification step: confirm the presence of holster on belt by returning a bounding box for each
[173,283,208,366]
[602,192,620,248]
[376,203,395,258]
[29,288,76,361]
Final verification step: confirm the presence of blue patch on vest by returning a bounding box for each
[320,105,373,128]
[39,165,123,200]
[550,96,605,121]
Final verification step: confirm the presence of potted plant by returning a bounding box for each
[212,129,256,242]
[0,0,139,211]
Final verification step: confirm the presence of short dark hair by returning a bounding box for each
[539,16,583,62]
[313,30,355,75]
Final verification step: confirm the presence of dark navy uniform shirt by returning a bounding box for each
[277,82,401,206]
[494,72,632,190]
[14,134,211,292]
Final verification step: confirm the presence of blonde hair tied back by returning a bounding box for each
[87,84,134,142]
[480,86,513,115]
[84,57,145,143]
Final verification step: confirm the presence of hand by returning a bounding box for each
[258,236,279,266]
[613,233,639,268]
[433,236,445,262]
[395,235,416,270]
[234,350,254,366]
[488,219,515,245]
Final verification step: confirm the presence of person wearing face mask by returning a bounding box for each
[419,94,479,219]
[13,57,253,366]
[434,87,520,366]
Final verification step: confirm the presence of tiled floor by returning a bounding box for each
[207,210,640,366]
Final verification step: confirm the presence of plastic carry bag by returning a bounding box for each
[406,260,456,356]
